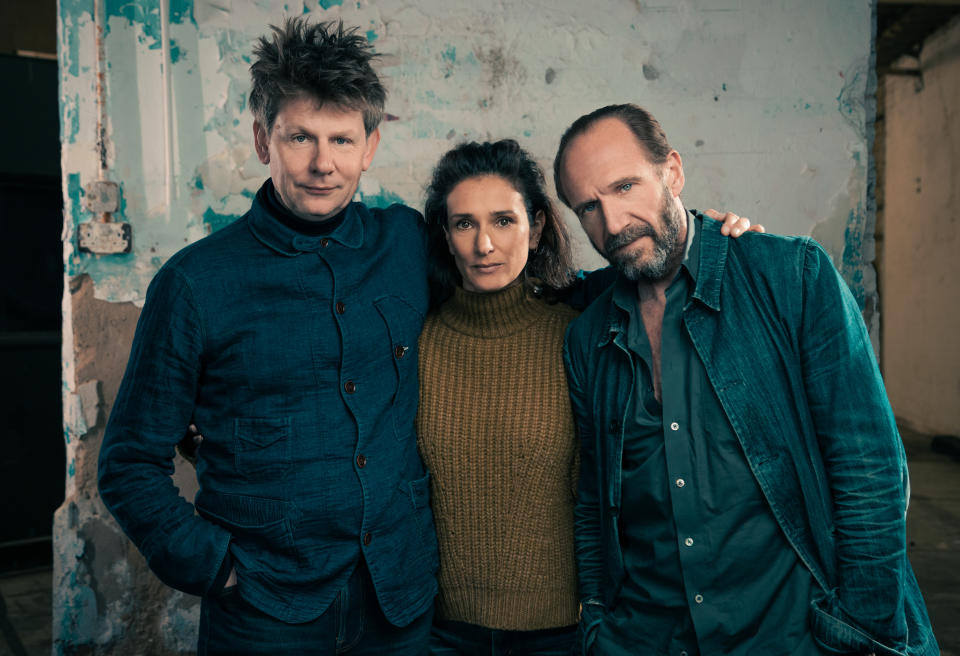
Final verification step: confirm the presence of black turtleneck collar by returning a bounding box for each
[257,179,347,236]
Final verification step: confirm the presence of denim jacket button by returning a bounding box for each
[344,381,356,394]
[670,422,679,431]
[320,238,330,248]
[363,532,372,546]
[356,454,366,468]
[676,478,685,488]
[336,301,345,314]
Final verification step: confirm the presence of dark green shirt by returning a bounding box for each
[594,215,825,656]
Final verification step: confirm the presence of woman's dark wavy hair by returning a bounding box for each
[423,139,575,304]
[249,17,385,135]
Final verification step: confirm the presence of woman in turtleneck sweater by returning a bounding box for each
[416,139,584,654]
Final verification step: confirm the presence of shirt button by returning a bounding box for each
[320,238,329,248]
[363,532,372,546]
[356,454,366,468]
[684,537,694,546]
[335,301,345,314]
[394,345,406,358]
[670,422,679,431]
[676,478,685,488]
[344,381,356,394]
[694,594,703,604]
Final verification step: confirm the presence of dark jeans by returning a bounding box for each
[430,618,578,656]
[198,559,432,655]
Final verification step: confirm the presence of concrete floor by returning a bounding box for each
[0,567,51,656]
[902,425,960,655]
[0,427,957,655]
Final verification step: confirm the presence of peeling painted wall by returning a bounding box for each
[56,0,875,652]
[881,17,960,436]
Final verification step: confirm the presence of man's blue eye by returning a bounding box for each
[583,202,597,213]
[294,135,307,143]
[335,137,348,145]
[620,183,632,192]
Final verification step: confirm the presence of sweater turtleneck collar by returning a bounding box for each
[438,282,547,338]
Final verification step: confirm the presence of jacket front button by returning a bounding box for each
[336,301,345,314]
[356,454,366,468]
[344,381,356,394]
[320,238,329,248]
[394,345,406,358]
[363,532,372,546]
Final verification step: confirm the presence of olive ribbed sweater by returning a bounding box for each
[416,282,580,630]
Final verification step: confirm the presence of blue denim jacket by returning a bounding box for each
[98,194,438,625]
[564,213,937,656]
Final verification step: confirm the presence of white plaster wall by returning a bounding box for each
[882,17,960,436]
[56,0,875,651]
[59,0,875,296]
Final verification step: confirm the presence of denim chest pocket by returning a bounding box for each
[373,296,423,441]
[234,417,292,481]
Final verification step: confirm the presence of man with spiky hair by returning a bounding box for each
[99,18,437,654]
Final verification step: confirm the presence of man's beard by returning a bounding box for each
[603,189,685,282]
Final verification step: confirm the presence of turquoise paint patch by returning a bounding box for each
[841,205,867,309]
[169,0,196,26]
[241,189,256,199]
[67,173,86,229]
[60,0,92,22]
[104,0,162,48]
[69,461,75,477]
[169,40,184,63]
[203,207,240,233]
[420,90,449,109]
[69,95,80,143]
[366,30,378,42]
[523,129,532,137]
[358,188,406,209]
[441,45,456,63]
[318,0,344,8]
[60,93,80,146]
[65,21,81,77]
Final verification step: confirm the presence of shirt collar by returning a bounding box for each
[247,179,366,255]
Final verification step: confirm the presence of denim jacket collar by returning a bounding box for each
[691,210,728,313]
[247,187,366,256]
[598,209,725,349]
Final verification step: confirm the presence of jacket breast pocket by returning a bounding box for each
[234,417,292,481]
[374,296,424,442]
